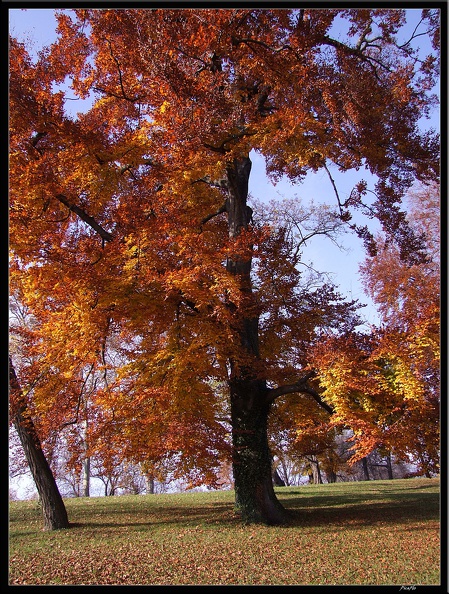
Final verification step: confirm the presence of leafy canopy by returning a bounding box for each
[9,9,440,482]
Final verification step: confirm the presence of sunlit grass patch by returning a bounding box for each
[9,477,440,585]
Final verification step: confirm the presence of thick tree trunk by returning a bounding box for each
[9,358,70,530]
[225,157,289,525]
[230,377,288,524]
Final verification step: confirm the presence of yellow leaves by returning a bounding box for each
[310,319,439,469]
[378,357,423,401]
[159,100,170,114]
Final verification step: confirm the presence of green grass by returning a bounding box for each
[9,477,440,586]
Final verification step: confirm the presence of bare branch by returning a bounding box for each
[322,35,392,74]
[322,162,354,224]
[397,17,428,50]
[355,22,373,50]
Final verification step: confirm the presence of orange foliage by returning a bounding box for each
[9,10,440,489]
[310,184,440,473]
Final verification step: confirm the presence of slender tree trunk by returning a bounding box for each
[307,465,314,483]
[324,452,338,483]
[279,458,291,487]
[82,420,90,497]
[309,455,323,484]
[362,457,370,481]
[82,456,90,497]
[146,474,155,494]
[225,156,289,525]
[9,358,70,530]
[386,453,394,480]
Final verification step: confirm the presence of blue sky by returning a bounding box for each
[9,8,440,329]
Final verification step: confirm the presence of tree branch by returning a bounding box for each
[55,194,113,244]
[322,35,392,74]
[323,162,346,219]
[200,201,228,231]
[104,38,140,102]
[266,371,333,414]
[203,129,258,154]
[61,363,95,428]
[233,37,291,54]
[231,36,303,62]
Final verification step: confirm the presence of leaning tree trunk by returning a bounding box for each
[9,358,70,530]
[224,156,289,525]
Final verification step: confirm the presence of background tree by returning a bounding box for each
[9,9,439,524]
[278,192,440,480]
[358,182,440,476]
[300,183,439,479]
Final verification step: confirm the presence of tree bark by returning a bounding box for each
[309,455,323,484]
[224,157,289,525]
[146,474,155,494]
[9,358,70,530]
[362,456,370,481]
[82,419,90,497]
[386,453,394,480]
[230,376,288,524]
[82,456,90,497]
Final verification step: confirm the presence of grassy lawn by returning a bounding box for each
[9,477,440,586]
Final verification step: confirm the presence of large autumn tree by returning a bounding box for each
[9,9,439,524]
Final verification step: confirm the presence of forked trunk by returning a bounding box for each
[225,157,289,525]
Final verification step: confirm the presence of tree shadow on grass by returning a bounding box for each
[65,488,439,532]
[281,489,439,529]
[67,503,241,531]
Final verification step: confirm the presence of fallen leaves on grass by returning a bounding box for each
[9,479,440,586]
